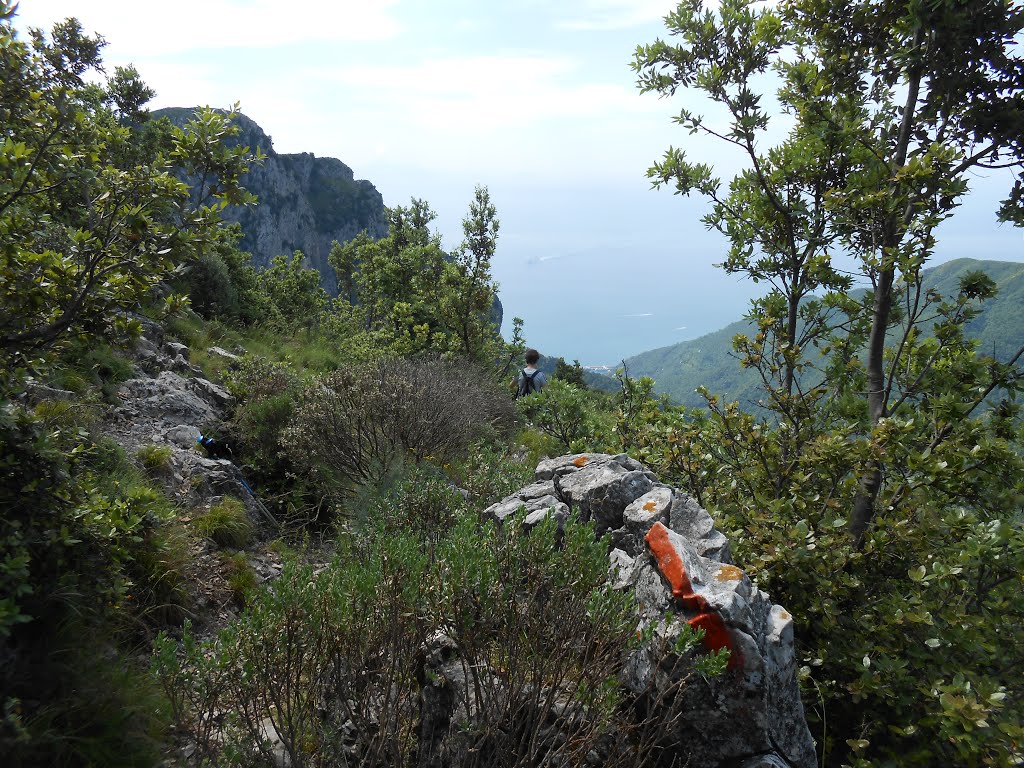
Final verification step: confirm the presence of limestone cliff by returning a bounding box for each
[154,108,388,294]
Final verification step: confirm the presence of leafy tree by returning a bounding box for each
[634,0,1024,763]
[439,184,502,362]
[517,379,602,451]
[329,188,507,364]
[636,0,1024,537]
[553,357,588,389]
[254,251,329,331]
[330,198,446,335]
[0,5,260,363]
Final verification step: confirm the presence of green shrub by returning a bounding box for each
[180,251,240,320]
[1,404,182,762]
[79,343,136,401]
[516,378,600,450]
[223,551,258,607]
[153,507,701,768]
[362,465,471,538]
[136,443,173,473]
[227,357,300,468]
[443,442,534,508]
[195,497,252,549]
[612,383,1024,766]
[7,627,170,768]
[126,522,192,626]
[254,251,329,332]
[32,398,101,430]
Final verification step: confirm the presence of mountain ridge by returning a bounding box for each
[625,257,1024,407]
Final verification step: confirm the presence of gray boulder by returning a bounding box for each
[480,453,816,768]
[117,371,221,426]
[553,455,655,535]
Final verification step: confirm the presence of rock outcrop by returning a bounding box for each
[104,333,257,512]
[154,108,388,294]
[478,453,816,768]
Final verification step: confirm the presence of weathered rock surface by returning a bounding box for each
[154,108,388,295]
[476,453,816,768]
[103,337,255,513]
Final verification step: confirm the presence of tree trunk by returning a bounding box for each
[848,28,923,544]
[850,267,895,542]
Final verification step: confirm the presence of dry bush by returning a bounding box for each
[286,357,515,494]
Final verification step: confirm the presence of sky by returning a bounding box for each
[12,0,1024,365]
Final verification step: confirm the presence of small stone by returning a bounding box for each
[166,341,189,356]
[207,345,240,362]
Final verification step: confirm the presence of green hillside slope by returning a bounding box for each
[626,258,1024,407]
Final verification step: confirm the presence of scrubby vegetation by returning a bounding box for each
[152,475,721,768]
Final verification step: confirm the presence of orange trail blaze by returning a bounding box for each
[645,522,742,670]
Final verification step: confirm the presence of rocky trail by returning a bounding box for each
[98,322,285,632]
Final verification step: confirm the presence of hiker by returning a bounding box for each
[516,349,548,398]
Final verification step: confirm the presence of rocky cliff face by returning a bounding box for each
[155,108,388,294]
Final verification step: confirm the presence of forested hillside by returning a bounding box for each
[627,257,1024,407]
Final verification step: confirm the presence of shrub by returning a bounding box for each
[612,384,1024,766]
[226,356,301,482]
[1,404,181,762]
[444,442,535,508]
[126,521,192,626]
[287,357,515,498]
[179,250,240,320]
[136,443,173,473]
[79,343,136,401]
[153,499,729,768]
[32,398,101,430]
[8,628,170,768]
[516,378,599,450]
[223,552,258,607]
[194,498,252,549]
[153,507,708,768]
[363,465,471,540]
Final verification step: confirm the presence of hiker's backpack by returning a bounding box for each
[197,435,233,460]
[516,369,540,399]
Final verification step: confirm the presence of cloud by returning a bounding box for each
[556,0,678,30]
[305,52,666,175]
[13,0,402,56]
[623,312,654,317]
[320,54,643,124]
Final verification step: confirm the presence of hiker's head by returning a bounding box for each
[524,348,540,366]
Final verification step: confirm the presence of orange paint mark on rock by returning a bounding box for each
[688,612,737,667]
[645,522,742,670]
[572,456,590,467]
[643,500,657,513]
[778,610,791,621]
[715,565,744,582]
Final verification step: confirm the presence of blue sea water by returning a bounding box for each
[489,179,1023,366]
[494,242,761,366]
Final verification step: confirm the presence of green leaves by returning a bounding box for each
[0,19,260,361]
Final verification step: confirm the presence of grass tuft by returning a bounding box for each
[195,497,253,549]
[136,444,174,473]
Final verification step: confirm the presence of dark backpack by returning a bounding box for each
[197,435,233,460]
[516,369,540,399]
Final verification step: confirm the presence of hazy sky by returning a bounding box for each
[13,1,1024,364]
